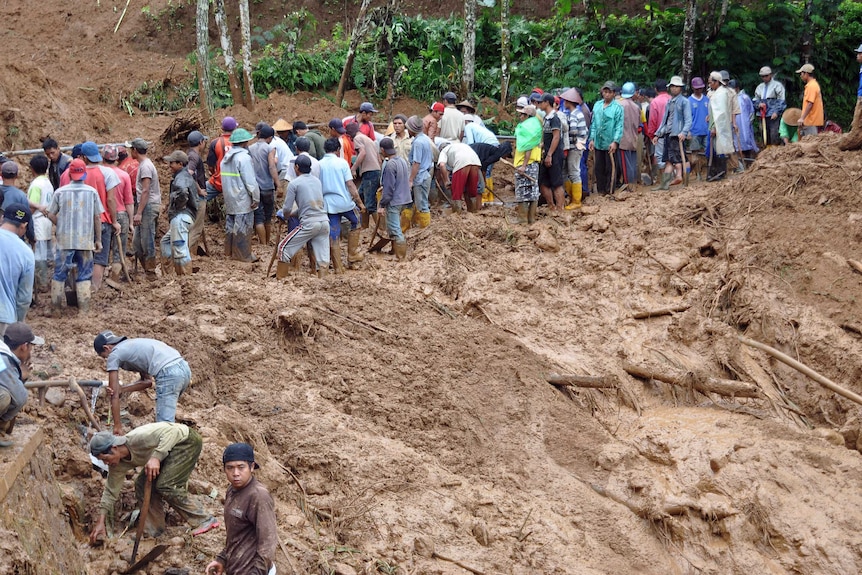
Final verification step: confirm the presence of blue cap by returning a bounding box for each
[82,141,102,163]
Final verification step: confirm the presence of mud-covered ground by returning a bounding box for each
[2,1,862,574]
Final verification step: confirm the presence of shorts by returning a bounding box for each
[93,222,113,266]
[538,154,565,188]
[661,135,682,165]
[689,135,707,152]
[254,190,275,225]
[450,165,480,201]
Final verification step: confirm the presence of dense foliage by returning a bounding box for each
[133,1,862,127]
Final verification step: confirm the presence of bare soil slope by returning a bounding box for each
[1,2,862,575]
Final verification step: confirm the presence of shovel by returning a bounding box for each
[679,138,689,187]
[123,544,168,574]
[129,475,155,566]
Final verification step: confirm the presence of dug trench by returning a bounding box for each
[3,133,862,574]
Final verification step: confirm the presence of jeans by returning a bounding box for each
[133,203,160,260]
[358,170,381,213]
[412,176,431,213]
[54,250,94,282]
[160,213,195,265]
[154,359,191,423]
[386,204,409,243]
[328,209,359,241]
[94,222,113,267]
[205,181,221,201]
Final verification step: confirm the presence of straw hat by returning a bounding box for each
[782,108,802,125]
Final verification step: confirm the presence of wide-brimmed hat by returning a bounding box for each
[229,128,254,144]
[668,76,685,87]
[691,77,705,89]
[406,115,423,134]
[272,118,291,131]
[559,88,582,105]
[456,100,476,113]
[782,107,802,125]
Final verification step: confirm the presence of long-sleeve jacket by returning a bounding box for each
[220,146,260,215]
[588,100,624,151]
[0,341,27,422]
[217,477,278,575]
[655,94,692,138]
[752,79,787,118]
[167,169,198,222]
[379,156,412,208]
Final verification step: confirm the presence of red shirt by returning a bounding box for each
[118,157,140,190]
[207,134,232,192]
[85,166,114,224]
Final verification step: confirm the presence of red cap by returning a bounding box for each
[532,87,544,95]
[69,159,87,181]
[430,102,445,113]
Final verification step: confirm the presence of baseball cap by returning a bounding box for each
[601,80,617,91]
[128,138,150,152]
[430,102,445,113]
[187,130,206,146]
[463,114,480,124]
[668,76,685,87]
[102,144,119,161]
[90,431,127,456]
[379,137,397,156]
[222,116,238,131]
[796,63,815,74]
[272,118,291,131]
[521,105,536,117]
[759,66,773,76]
[222,442,260,469]
[293,154,312,173]
[3,322,45,347]
[2,203,30,225]
[328,118,346,134]
[229,128,254,144]
[82,141,102,163]
[257,124,275,139]
[70,143,84,159]
[443,91,457,103]
[515,96,529,111]
[856,44,862,53]
[720,70,730,82]
[93,330,127,354]
[1,162,19,177]
[691,77,705,89]
[69,159,87,181]
[359,102,378,113]
[163,150,189,164]
[529,91,543,102]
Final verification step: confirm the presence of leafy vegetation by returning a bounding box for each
[125,1,862,127]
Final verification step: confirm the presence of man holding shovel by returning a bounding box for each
[651,76,691,190]
[88,422,218,543]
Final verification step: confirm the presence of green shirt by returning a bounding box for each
[99,422,190,516]
[588,99,624,151]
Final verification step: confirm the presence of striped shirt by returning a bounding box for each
[48,181,104,251]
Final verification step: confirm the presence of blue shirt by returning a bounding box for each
[463,123,499,146]
[0,227,34,324]
[688,93,710,136]
[858,65,862,98]
[408,133,433,185]
[318,153,355,214]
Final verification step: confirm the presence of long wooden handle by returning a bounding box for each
[131,476,154,564]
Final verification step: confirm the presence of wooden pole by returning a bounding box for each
[737,335,862,407]
[622,361,762,398]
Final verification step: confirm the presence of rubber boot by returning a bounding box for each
[330,239,344,274]
[264,222,272,245]
[317,267,329,278]
[652,172,672,191]
[400,208,413,234]
[516,202,529,224]
[51,280,65,310]
[276,260,291,279]
[347,229,364,268]
[565,183,583,210]
[465,196,478,213]
[415,211,430,228]
[255,223,266,245]
[482,177,494,203]
[361,211,370,229]
[452,200,465,213]
[76,281,92,314]
[393,240,407,261]
[307,245,317,275]
[174,262,191,276]
[35,261,49,292]
[144,257,158,278]
[161,254,174,276]
[291,249,305,273]
[224,232,235,257]
[232,232,259,262]
[527,201,538,224]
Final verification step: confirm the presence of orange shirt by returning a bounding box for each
[802,78,824,127]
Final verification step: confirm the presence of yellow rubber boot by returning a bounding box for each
[482,177,494,203]
[565,182,582,210]
[415,211,431,228]
[400,208,413,234]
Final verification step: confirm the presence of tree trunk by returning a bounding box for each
[681,0,697,85]
[196,0,213,121]
[461,0,477,97]
[335,0,373,107]
[238,0,255,110]
[214,0,243,106]
[500,0,510,105]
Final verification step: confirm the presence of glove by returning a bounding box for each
[276,209,285,221]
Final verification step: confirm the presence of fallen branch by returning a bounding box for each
[414,536,486,575]
[737,335,862,407]
[547,374,618,388]
[591,484,738,521]
[71,378,102,431]
[632,305,691,319]
[317,306,393,335]
[622,361,761,398]
[848,259,862,275]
